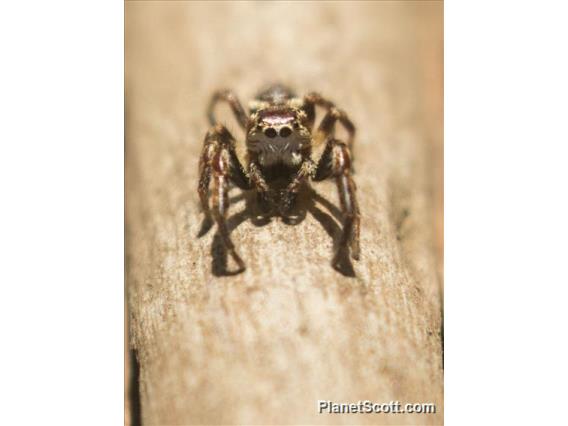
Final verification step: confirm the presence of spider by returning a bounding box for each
[198,83,360,273]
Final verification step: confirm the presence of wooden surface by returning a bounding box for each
[126,1,443,425]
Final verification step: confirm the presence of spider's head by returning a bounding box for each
[246,106,311,166]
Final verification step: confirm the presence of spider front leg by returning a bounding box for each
[198,124,249,272]
[303,93,356,149]
[248,159,278,213]
[207,89,248,129]
[314,138,361,268]
[279,157,316,216]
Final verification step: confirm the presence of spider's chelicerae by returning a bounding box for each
[198,84,360,273]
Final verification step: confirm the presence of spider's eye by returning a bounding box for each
[264,128,277,138]
[293,122,300,129]
[279,127,292,138]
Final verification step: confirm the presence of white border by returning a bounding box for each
[446,1,568,424]
[0,1,123,424]
[1,1,568,424]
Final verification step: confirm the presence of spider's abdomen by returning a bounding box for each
[255,84,296,105]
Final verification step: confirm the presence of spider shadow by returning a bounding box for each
[198,184,356,277]
[196,192,247,238]
[307,202,356,277]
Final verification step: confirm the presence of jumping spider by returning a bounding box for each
[198,84,360,273]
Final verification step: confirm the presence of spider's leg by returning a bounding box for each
[197,124,249,272]
[279,156,316,216]
[207,89,249,130]
[247,159,270,193]
[198,145,214,222]
[248,158,277,212]
[314,138,360,267]
[303,93,355,150]
[211,152,246,272]
[302,92,335,129]
[198,125,249,215]
[316,107,355,149]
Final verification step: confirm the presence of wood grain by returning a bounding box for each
[126,1,443,424]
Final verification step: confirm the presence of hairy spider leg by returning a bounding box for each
[314,138,361,268]
[303,92,356,150]
[198,124,250,272]
[207,89,249,129]
[279,156,316,216]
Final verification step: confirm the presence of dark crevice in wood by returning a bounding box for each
[128,349,142,426]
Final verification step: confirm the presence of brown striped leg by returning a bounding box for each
[279,158,316,216]
[314,107,356,150]
[198,125,248,215]
[197,124,248,272]
[207,89,249,129]
[198,141,215,222]
[248,160,276,212]
[303,93,356,149]
[314,138,360,268]
[302,92,335,130]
